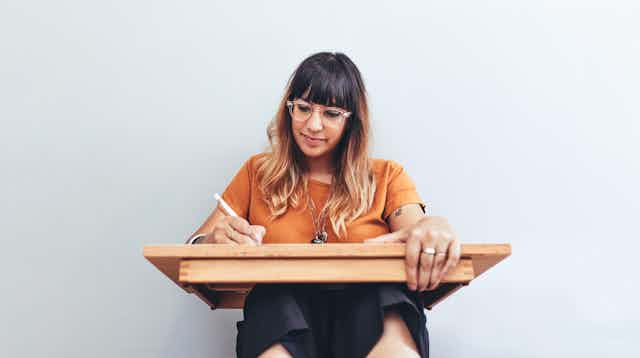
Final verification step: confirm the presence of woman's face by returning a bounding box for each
[289,99,350,162]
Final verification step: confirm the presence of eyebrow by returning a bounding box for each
[297,98,344,110]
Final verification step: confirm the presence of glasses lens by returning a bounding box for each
[292,103,312,121]
[321,109,344,125]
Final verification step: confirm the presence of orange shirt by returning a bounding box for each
[220,153,425,243]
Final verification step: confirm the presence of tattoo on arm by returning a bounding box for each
[392,204,424,219]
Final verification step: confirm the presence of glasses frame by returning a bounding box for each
[286,99,352,126]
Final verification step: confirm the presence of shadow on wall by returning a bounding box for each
[160,300,241,358]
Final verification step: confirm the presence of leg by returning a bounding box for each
[366,308,421,358]
[258,342,293,358]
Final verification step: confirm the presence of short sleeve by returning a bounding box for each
[383,161,426,220]
[219,157,252,219]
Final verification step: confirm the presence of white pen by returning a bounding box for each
[215,192,262,244]
[214,193,238,217]
[187,193,239,244]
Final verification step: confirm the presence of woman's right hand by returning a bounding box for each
[201,216,266,245]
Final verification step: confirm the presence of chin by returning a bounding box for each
[300,148,329,158]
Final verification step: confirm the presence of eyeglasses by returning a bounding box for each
[286,99,351,127]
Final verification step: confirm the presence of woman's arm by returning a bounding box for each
[186,205,265,245]
[186,205,227,243]
[386,204,425,232]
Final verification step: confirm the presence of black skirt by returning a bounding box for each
[235,282,429,358]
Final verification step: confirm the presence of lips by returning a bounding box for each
[302,133,326,141]
[300,133,327,147]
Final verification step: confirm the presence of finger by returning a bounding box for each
[427,241,449,290]
[405,238,421,291]
[417,247,436,291]
[228,217,255,238]
[453,239,463,265]
[225,226,257,246]
[212,228,236,245]
[440,239,461,282]
[363,230,405,244]
[218,237,236,245]
[249,225,266,243]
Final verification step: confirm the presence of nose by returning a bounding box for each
[306,109,324,131]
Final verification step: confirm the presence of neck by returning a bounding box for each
[305,152,335,176]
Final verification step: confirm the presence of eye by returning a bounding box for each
[324,110,342,118]
[296,104,311,113]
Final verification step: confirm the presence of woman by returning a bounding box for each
[188,52,460,358]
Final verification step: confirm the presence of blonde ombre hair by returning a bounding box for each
[255,52,376,239]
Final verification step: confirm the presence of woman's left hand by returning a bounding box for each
[364,216,461,292]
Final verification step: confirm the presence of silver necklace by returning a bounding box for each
[306,190,329,244]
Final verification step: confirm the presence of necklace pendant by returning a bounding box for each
[311,231,328,244]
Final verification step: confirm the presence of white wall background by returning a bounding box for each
[1,0,638,357]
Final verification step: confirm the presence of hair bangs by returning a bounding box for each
[289,59,357,111]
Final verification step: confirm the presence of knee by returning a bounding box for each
[257,342,293,358]
[366,310,421,358]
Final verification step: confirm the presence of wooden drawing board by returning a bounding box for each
[143,243,511,310]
